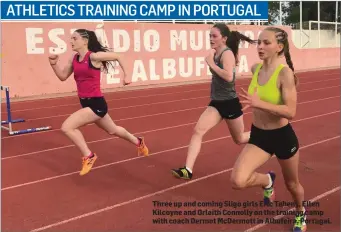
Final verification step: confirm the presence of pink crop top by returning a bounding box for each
[72,51,102,98]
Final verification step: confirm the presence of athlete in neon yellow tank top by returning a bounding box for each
[230,27,307,232]
[248,63,285,105]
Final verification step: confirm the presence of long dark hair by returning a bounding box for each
[75,29,112,72]
[212,23,256,65]
[264,27,298,86]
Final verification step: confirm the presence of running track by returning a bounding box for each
[2,68,340,232]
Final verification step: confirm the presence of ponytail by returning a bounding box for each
[75,29,113,73]
[212,23,256,66]
[283,42,298,86]
[227,31,256,65]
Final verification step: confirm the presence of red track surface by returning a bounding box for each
[2,68,340,232]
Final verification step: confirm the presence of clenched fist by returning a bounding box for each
[48,55,59,65]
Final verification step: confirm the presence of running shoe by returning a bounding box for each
[293,208,307,232]
[171,167,192,180]
[137,137,149,156]
[80,153,98,176]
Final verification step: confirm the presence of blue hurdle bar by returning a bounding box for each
[1,118,25,124]
[1,86,23,132]
[1,86,52,136]
[9,126,52,135]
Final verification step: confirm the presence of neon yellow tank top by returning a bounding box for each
[247,63,284,105]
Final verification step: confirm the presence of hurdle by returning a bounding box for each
[1,86,52,135]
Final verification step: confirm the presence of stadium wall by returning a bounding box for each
[1,22,340,100]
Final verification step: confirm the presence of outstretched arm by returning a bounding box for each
[90,52,127,76]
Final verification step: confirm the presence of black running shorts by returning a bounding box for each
[208,97,243,120]
[248,123,299,160]
[79,96,108,118]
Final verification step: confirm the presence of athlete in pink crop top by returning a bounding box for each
[49,29,149,176]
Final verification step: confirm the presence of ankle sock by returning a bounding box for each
[87,152,94,159]
[296,207,306,217]
[185,166,193,173]
[265,173,273,189]
[137,137,142,146]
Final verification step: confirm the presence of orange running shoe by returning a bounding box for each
[80,153,98,176]
[137,137,149,156]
